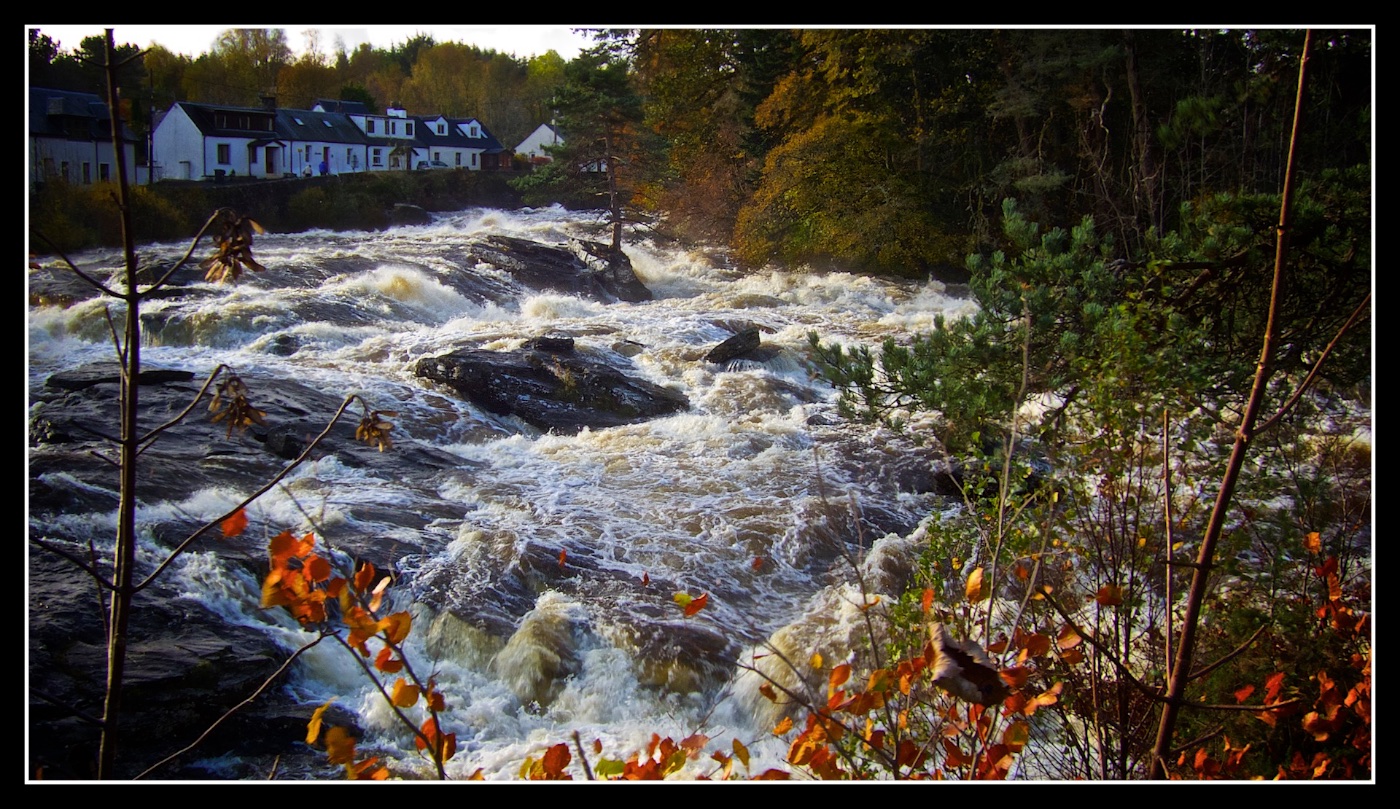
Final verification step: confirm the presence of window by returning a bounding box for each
[471,153,478,168]
[371,148,382,166]
[294,117,305,125]
[347,148,353,162]
[60,161,69,181]
[433,151,441,162]
[470,125,479,137]
[389,121,397,135]
[437,123,446,135]
[99,163,110,181]
[367,119,376,134]
[216,143,231,164]
[82,163,91,184]
[406,122,413,136]
[455,153,461,167]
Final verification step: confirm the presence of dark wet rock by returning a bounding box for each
[415,344,688,435]
[390,203,432,225]
[47,365,196,392]
[465,235,652,303]
[706,327,762,365]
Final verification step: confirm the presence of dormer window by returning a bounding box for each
[367,119,376,134]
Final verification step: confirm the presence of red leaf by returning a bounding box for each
[684,592,709,616]
[641,571,650,587]
[752,556,765,571]
[1234,684,1257,704]
[221,508,249,538]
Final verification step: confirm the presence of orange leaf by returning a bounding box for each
[641,571,650,587]
[759,683,778,702]
[965,567,986,602]
[999,666,1031,688]
[353,561,377,593]
[383,611,412,645]
[391,678,420,708]
[829,663,852,692]
[558,549,567,568]
[921,587,934,615]
[1095,584,1123,606]
[1304,531,1322,555]
[375,646,404,673]
[684,592,709,616]
[752,556,764,571]
[1235,684,1257,704]
[221,508,248,538]
[773,715,793,735]
[324,726,356,765]
[305,555,332,583]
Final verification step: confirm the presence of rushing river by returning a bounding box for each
[28,205,981,780]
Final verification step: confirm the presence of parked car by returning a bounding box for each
[417,160,451,170]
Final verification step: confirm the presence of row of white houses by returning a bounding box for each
[30,87,562,187]
[151,97,512,181]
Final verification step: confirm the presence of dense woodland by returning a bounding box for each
[28,27,1371,780]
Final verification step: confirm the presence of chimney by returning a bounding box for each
[261,95,277,111]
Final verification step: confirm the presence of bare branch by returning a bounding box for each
[135,394,364,591]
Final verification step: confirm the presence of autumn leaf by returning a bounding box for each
[391,677,421,708]
[558,549,567,568]
[758,683,778,702]
[375,646,404,673]
[383,611,412,645]
[921,587,934,615]
[1235,684,1257,704]
[1304,531,1322,555]
[641,571,650,586]
[324,726,357,765]
[306,699,336,745]
[773,715,793,735]
[965,566,986,602]
[221,508,248,538]
[732,739,750,769]
[672,592,693,609]
[1095,584,1124,606]
[752,556,764,571]
[684,592,709,616]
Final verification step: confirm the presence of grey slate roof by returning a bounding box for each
[415,117,507,153]
[276,108,372,144]
[29,86,139,143]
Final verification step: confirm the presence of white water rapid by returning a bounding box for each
[28,205,981,780]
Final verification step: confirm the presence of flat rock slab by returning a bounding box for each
[415,345,688,434]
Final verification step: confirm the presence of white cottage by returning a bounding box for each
[152,99,287,181]
[515,123,562,164]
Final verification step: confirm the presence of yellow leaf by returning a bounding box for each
[306,699,336,745]
[732,739,750,769]
[965,566,986,602]
[773,715,793,735]
[810,652,823,670]
[672,592,693,608]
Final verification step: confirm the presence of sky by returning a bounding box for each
[29,24,599,62]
